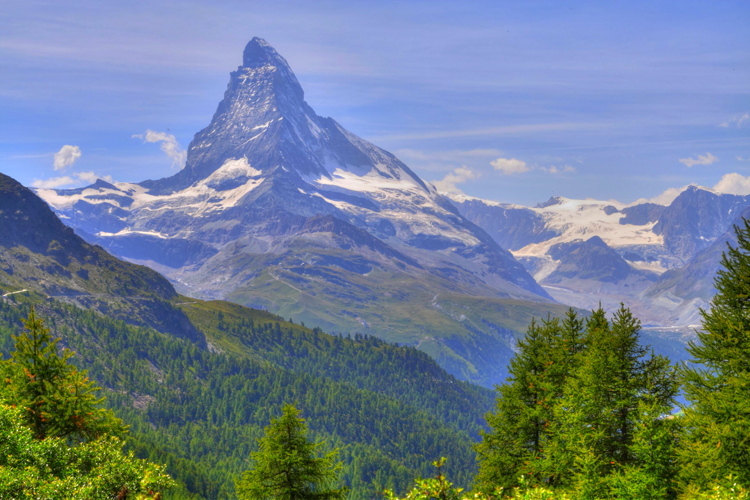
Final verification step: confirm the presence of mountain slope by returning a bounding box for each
[36,37,561,386]
[0,173,203,343]
[0,294,492,499]
[640,206,750,326]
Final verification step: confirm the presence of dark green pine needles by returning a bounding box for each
[680,219,750,490]
[476,306,679,499]
[236,404,347,500]
[1,307,126,441]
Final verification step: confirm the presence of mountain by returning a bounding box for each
[0,173,204,344]
[546,236,634,282]
[36,37,565,387]
[452,187,750,327]
[541,236,658,311]
[652,186,750,261]
[640,206,750,326]
[0,171,495,498]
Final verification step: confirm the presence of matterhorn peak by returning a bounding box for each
[239,37,303,100]
[142,37,431,193]
[242,37,283,68]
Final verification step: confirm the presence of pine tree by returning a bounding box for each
[556,305,678,499]
[0,307,125,441]
[680,219,750,490]
[236,404,346,500]
[475,311,584,492]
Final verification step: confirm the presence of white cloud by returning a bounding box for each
[432,166,480,194]
[720,112,749,128]
[32,176,77,189]
[134,130,186,169]
[713,173,750,196]
[31,171,112,189]
[53,145,82,170]
[491,157,530,175]
[631,185,701,206]
[540,165,576,174]
[678,152,718,168]
[645,186,690,206]
[737,156,750,162]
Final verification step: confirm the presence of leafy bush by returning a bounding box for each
[0,404,173,499]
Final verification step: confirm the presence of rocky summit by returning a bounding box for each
[36,38,564,387]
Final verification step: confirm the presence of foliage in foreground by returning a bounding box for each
[680,218,750,490]
[0,308,173,498]
[475,305,679,499]
[0,307,125,441]
[386,460,748,500]
[236,404,347,500]
[471,218,750,498]
[0,404,172,500]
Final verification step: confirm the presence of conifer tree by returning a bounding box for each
[236,404,346,500]
[475,310,584,492]
[0,307,125,441]
[680,219,750,490]
[556,305,678,499]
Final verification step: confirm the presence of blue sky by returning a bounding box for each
[1,0,748,206]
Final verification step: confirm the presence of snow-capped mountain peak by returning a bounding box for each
[38,37,550,307]
[241,37,303,96]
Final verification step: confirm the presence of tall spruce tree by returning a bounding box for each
[680,219,750,490]
[556,305,678,499]
[475,310,584,492]
[0,307,125,441]
[236,404,346,500]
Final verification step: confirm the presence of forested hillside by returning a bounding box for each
[0,293,493,499]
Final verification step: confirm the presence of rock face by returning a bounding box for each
[450,197,558,251]
[0,173,204,344]
[546,236,646,284]
[619,203,665,226]
[452,189,750,327]
[36,38,561,387]
[652,186,750,261]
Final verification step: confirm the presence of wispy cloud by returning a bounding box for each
[432,166,480,194]
[539,165,576,174]
[376,122,600,142]
[719,112,749,128]
[133,130,186,169]
[678,152,718,168]
[53,145,81,170]
[31,171,112,189]
[394,148,504,175]
[396,148,504,163]
[491,157,530,175]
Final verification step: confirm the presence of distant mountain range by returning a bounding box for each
[452,186,750,328]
